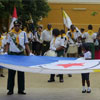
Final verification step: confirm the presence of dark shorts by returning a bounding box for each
[81,73,90,80]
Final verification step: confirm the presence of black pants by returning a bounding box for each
[49,50,64,81]
[7,70,25,92]
[35,42,42,55]
[81,73,89,81]
[7,52,25,92]
[49,74,63,80]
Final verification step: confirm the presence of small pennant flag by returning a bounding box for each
[62,9,72,29]
[9,6,18,31]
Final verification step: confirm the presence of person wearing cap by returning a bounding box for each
[40,24,53,55]
[5,20,31,95]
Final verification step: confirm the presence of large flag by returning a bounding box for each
[0,55,100,74]
[62,9,72,29]
[9,6,18,31]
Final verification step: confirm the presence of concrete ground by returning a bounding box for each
[0,69,100,100]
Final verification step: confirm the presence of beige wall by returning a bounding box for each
[39,3,100,32]
[47,0,100,3]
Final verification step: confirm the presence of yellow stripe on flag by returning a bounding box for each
[93,69,100,72]
[62,9,72,29]
[63,10,68,18]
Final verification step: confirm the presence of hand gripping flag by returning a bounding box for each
[62,9,72,29]
[0,55,100,74]
[9,6,18,31]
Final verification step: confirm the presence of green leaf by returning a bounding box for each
[91,11,98,16]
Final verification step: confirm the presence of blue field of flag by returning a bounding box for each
[0,55,77,67]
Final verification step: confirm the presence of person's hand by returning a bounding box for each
[68,32,72,37]
[29,53,34,56]
[50,46,56,51]
[75,42,78,45]
[2,52,8,55]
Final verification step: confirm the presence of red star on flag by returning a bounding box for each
[57,63,84,68]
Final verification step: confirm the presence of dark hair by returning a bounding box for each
[82,43,90,51]
[37,25,42,29]
[88,24,93,30]
[70,24,75,29]
[53,28,60,37]
[68,28,70,31]
[60,29,65,34]
[80,28,85,32]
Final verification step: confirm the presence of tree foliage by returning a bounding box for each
[0,0,51,27]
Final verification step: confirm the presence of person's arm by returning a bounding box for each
[25,43,30,56]
[56,46,64,51]
[4,43,9,53]
[84,52,92,60]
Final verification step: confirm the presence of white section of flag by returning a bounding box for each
[9,17,17,31]
[1,59,100,74]
[62,10,72,29]
[9,7,17,31]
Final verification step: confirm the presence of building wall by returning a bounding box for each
[47,0,100,3]
[40,3,100,32]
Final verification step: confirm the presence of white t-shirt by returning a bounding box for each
[34,31,42,43]
[66,31,82,44]
[41,29,52,42]
[82,32,97,43]
[84,51,91,59]
[50,36,66,49]
[7,31,28,53]
[27,32,33,40]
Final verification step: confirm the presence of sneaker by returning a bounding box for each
[87,90,91,93]
[82,90,86,93]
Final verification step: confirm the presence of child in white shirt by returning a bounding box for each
[81,43,91,93]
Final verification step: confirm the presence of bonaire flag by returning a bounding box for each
[9,6,18,31]
[0,55,100,74]
[62,9,72,29]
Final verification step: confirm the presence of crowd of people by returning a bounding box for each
[0,20,100,95]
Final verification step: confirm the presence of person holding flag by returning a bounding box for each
[5,20,31,95]
[6,5,32,95]
[66,24,82,44]
[62,9,81,44]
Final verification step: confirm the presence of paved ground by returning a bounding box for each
[0,69,100,100]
